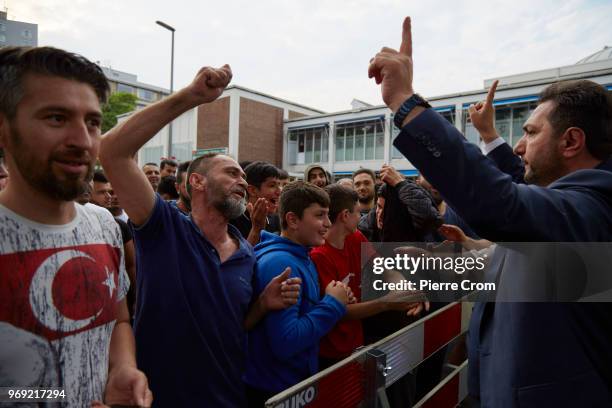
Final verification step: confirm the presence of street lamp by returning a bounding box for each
[156,20,175,157]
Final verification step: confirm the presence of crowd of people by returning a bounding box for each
[0,15,611,408]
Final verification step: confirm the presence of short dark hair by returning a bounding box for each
[277,168,289,180]
[279,181,330,230]
[244,161,280,189]
[185,153,222,196]
[539,80,612,160]
[160,158,178,170]
[325,184,358,223]
[0,46,109,118]
[352,168,376,182]
[157,175,179,199]
[143,162,159,168]
[176,160,191,184]
[93,170,108,183]
[239,161,252,170]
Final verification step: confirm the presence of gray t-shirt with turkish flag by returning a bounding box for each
[0,203,129,407]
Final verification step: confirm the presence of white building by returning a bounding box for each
[283,47,612,179]
[0,10,37,47]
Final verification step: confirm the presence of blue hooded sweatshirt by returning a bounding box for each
[244,231,346,393]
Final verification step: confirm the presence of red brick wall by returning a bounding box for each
[197,96,229,150]
[238,98,284,167]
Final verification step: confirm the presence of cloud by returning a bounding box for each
[11,0,612,111]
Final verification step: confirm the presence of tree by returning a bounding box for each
[102,92,137,133]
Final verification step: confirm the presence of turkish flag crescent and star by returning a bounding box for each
[0,244,121,341]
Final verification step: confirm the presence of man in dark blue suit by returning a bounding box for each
[368,17,612,407]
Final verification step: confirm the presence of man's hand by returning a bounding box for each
[394,245,429,257]
[380,164,404,187]
[468,79,499,143]
[325,281,349,305]
[438,224,468,243]
[186,64,233,105]
[368,17,414,112]
[381,290,429,316]
[95,365,153,407]
[260,267,302,311]
[247,198,268,232]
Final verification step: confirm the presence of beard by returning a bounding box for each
[524,147,564,187]
[9,123,93,201]
[207,177,246,219]
[358,193,374,204]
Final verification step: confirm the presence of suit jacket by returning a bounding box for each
[486,141,525,184]
[393,109,612,407]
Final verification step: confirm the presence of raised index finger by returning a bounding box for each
[399,16,412,57]
[485,80,499,106]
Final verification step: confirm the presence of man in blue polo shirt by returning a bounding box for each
[100,65,300,407]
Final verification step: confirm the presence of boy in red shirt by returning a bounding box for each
[311,184,425,369]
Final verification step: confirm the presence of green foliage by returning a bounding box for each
[102,92,137,133]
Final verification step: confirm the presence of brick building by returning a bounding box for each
[134,85,322,166]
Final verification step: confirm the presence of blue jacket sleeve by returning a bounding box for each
[255,257,346,360]
[393,109,611,242]
[487,142,525,184]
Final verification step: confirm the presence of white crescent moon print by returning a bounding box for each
[28,250,104,332]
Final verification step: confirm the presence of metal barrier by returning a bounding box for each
[265,301,472,408]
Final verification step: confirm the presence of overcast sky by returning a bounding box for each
[10,0,612,112]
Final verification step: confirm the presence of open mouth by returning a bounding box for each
[232,190,246,199]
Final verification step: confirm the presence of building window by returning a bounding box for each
[461,101,537,147]
[0,23,5,32]
[439,110,455,124]
[0,34,5,43]
[287,125,329,165]
[137,88,155,101]
[117,83,135,94]
[495,107,512,144]
[22,29,33,39]
[335,119,385,162]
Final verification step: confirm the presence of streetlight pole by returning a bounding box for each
[156,20,175,158]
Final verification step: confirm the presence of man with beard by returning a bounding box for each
[0,46,152,407]
[100,65,302,407]
[304,163,329,188]
[369,17,612,406]
[352,168,376,216]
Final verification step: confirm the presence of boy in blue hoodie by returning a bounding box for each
[244,181,350,406]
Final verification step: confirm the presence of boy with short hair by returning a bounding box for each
[231,161,281,245]
[244,181,349,406]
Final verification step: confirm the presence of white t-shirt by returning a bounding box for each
[0,203,129,407]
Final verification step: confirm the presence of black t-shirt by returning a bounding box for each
[230,211,281,241]
[115,218,133,244]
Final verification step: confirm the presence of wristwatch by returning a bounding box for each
[393,94,431,129]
